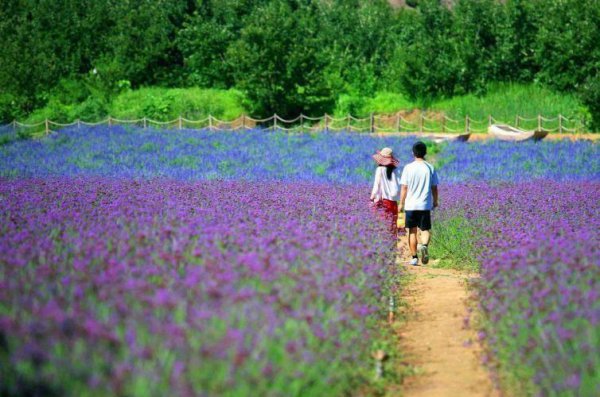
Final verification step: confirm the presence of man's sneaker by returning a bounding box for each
[419,244,430,265]
[409,257,418,266]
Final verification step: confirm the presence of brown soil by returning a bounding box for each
[392,239,499,397]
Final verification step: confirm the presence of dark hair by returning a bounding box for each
[380,164,396,180]
[412,141,427,158]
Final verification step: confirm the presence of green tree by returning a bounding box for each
[580,74,600,131]
[315,0,399,97]
[492,0,542,82]
[534,0,600,92]
[177,0,268,88]
[93,0,191,89]
[227,1,334,117]
[0,0,112,120]
[388,0,463,102]
[452,0,505,93]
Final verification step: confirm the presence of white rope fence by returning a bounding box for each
[2,113,586,135]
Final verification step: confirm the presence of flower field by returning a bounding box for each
[1,126,599,396]
[0,178,399,396]
[433,181,600,395]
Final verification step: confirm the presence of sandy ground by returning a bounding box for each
[393,238,499,397]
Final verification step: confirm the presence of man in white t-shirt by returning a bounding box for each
[399,141,439,266]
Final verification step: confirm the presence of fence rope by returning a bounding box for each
[147,119,179,126]
[210,117,236,125]
[348,115,370,122]
[517,116,537,122]
[326,115,348,123]
[468,117,487,124]
[16,121,46,128]
[274,114,302,123]
[300,114,325,121]
[540,116,558,122]
[48,120,78,127]
[247,115,275,123]
[418,124,433,132]
[6,113,586,134]
[110,117,144,124]
[80,119,110,126]
[347,124,368,132]
[443,125,462,133]
[561,126,578,132]
[181,117,209,124]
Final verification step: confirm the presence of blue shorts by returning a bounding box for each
[405,210,432,231]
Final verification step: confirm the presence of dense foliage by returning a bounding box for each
[1,0,598,125]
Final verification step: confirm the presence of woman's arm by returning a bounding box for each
[370,168,381,200]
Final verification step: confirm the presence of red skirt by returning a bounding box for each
[373,199,398,237]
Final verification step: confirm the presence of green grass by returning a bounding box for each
[24,87,248,126]
[337,83,587,133]
[110,87,247,122]
[19,82,590,133]
[432,83,586,132]
[429,215,480,272]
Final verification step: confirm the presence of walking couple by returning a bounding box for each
[370,142,439,266]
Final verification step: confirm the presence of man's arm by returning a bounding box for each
[399,185,408,211]
[432,185,439,209]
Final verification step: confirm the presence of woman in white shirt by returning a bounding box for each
[369,147,401,236]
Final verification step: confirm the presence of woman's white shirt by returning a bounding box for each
[371,166,400,201]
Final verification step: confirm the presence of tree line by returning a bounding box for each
[0,0,598,127]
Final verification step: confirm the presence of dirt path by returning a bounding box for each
[393,240,499,397]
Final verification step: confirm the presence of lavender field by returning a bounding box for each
[433,181,600,395]
[1,127,599,396]
[0,178,399,396]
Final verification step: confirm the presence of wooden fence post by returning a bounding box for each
[370,113,375,133]
[45,119,49,135]
[324,114,329,132]
[558,114,563,134]
[77,119,81,129]
[537,114,542,131]
[241,114,246,130]
[208,116,212,131]
[108,116,112,127]
[347,114,351,131]
[143,117,147,129]
[12,120,16,132]
[300,114,304,133]
[178,116,183,130]
[488,115,492,128]
[273,114,277,131]
[465,116,470,133]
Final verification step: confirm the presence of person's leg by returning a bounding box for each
[417,211,432,264]
[408,227,418,255]
[420,230,430,245]
[405,211,419,265]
